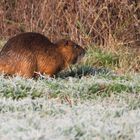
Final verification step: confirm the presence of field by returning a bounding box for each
[0,0,140,139]
[0,41,140,139]
[0,69,140,140]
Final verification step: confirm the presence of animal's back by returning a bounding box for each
[1,32,53,54]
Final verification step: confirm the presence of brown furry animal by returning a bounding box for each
[0,32,85,78]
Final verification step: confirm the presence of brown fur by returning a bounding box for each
[0,32,85,78]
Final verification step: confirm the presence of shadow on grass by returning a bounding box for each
[57,65,113,78]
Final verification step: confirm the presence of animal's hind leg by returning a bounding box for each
[0,50,37,78]
[16,59,37,78]
[0,61,34,78]
[0,58,14,75]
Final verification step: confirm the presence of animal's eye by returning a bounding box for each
[74,45,77,49]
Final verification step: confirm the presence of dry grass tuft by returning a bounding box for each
[0,0,139,46]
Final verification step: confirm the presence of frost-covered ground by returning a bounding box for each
[0,71,140,140]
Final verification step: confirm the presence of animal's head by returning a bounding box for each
[56,39,85,66]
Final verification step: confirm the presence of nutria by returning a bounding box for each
[0,32,85,78]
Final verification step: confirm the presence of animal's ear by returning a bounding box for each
[64,40,69,46]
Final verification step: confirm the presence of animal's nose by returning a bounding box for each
[79,48,86,58]
[82,48,86,55]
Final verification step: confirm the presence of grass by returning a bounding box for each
[0,69,140,140]
[1,98,140,140]
[85,46,140,73]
